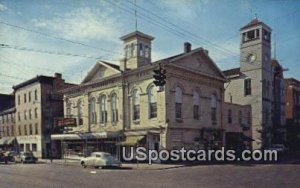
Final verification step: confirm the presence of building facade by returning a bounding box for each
[12,73,74,158]
[285,78,300,150]
[223,18,285,149]
[51,31,251,159]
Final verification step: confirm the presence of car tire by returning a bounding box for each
[81,161,86,168]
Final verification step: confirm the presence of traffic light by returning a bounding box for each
[153,65,166,86]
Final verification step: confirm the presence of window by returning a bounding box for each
[139,43,143,56]
[77,100,83,125]
[111,94,118,123]
[11,126,14,136]
[228,109,232,124]
[32,144,37,152]
[26,144,30,151]
[18,125,21,136]
[6,126,9,136]
[24,124,27,135]
[99,96,107,124]
[175,87,183,119]
[35,108,38,118]
[193,91,200,120]
[35,123,38,135]
[18,95,20,105]
[29,92,31,102]
[20,144,24,152]
[238,111,242,125]
[145,45,150,58]
[24,111,27,120]
[132,89,140,121]
[34,90,38,100]
[29,124,32,135]
[244,79,251,96]
[131,43,134,57]
[24,93,27,103]
[18,112,21,122]
[89,98,97,124]
[148,86,157,119]
[211,94,217,125]
[29,109,32,119]
[66,100,72,117]
[247,111,251,125]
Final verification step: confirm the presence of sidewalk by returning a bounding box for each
[39,159,186,170]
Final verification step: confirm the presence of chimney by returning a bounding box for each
[55,73,62,79]
[184,42,191,53]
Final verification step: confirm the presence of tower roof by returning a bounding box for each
[120,31,154,41]
[240,18,271,31]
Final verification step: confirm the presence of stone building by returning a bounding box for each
[12,73,74,158]
[52,31,251,159]
[223,18,285,149]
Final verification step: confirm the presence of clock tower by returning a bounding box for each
[239,18,273,149]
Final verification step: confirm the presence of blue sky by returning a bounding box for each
[0,0,299,94]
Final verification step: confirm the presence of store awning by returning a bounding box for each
[118,136,146,146]
[0,137,7,145]
[5,137,16,145]
[0,137,15,145]
[51,132,120,141]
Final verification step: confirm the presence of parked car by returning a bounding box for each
[80,152,121,168]
[15,151,38,163]
[4,151,18,162]
[267,144,287,152]
[0,152,8,164]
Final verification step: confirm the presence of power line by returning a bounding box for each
[126,0,239,57]
[104,0,240,59]
[0,20,122,55]
[0,43,103,60]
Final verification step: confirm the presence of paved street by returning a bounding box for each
[0,163,300,188]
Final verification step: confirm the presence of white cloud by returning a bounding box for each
[0,3,7,12]
[31,7,123,43]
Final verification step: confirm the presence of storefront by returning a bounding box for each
[0,137,17,151]
[51,132,121,159]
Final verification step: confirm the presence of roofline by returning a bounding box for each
[120,31,154,41]
[13,75,54,90]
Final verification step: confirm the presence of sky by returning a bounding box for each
[0,0,299,94]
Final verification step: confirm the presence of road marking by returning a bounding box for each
[90,171,97,174]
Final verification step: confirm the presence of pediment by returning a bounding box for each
[82,61,120,83]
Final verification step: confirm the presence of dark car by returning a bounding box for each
[5,151,18,162]
[15,151,38,163]
[0,152,8,164]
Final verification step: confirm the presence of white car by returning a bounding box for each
[80,152,121,168]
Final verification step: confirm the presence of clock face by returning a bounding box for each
[247,54,256,63]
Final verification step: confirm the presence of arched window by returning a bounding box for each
[148,86,157,118]
[89,98,96,124]
[99,96,107,124]
[132,89,140,120]
[111,94,118,123]
[211,94,217,125]
[193,91,200,120]
[175,87,183,119]
[77,100,83,126]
